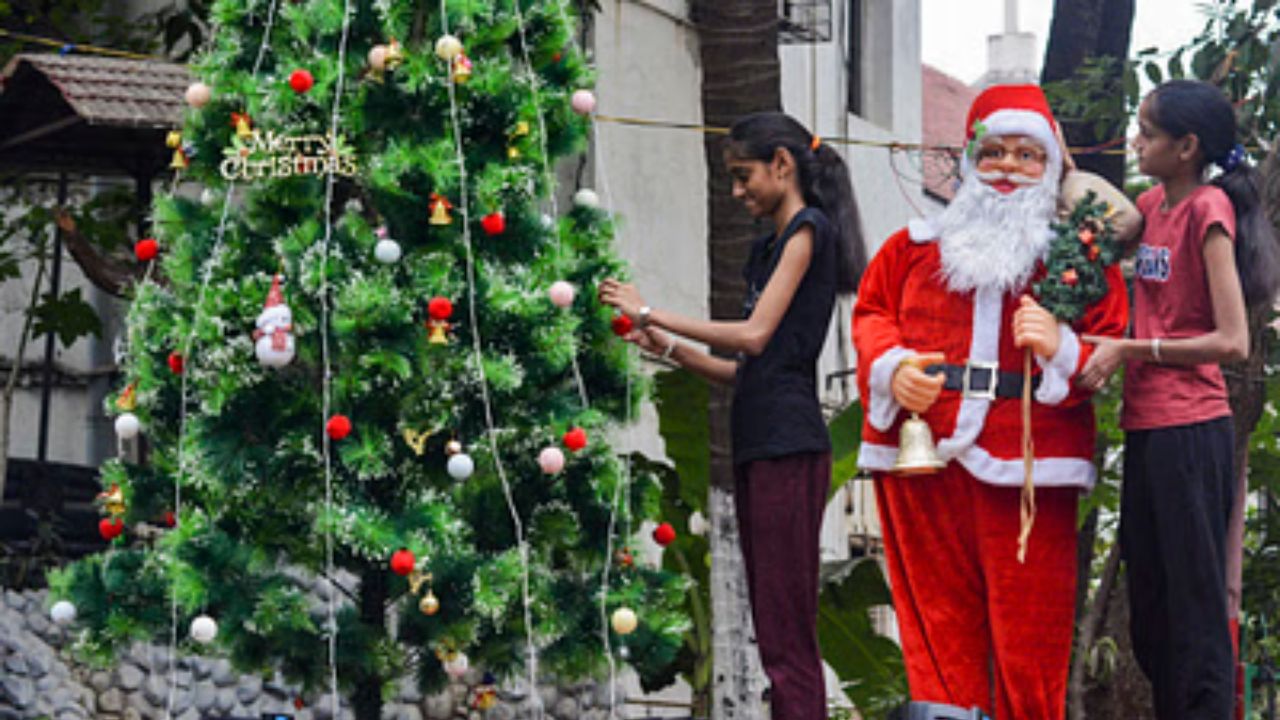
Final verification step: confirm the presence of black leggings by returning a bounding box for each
[1122,416,1235,720]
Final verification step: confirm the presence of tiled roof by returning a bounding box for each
[1,52,190,129]
[921,64,978,203]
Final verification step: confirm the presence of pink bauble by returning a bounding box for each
[185,82,211,108]
[538,447,565,475]
[548,281,575,308]
[368,45,388,71]
[570,89,596,116]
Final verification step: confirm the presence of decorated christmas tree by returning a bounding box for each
[47,1,687,716]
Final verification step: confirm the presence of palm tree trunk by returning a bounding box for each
[692,2,780,718]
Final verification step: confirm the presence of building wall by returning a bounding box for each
[0,179,126,469]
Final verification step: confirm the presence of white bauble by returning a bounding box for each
[538,447,565,475]
[447,453,475,480]
[434,35,463,61]
[50,600,77,626]
[573,188,599,209]
[190,615,218,644]
[610,607,638,635]
[368,45,388,70]
[548,281,575,308]
[374,238,402,264]
[443,652,470,680]
[114,413,141,440]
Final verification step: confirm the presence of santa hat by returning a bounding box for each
[263,274,285,309]
[961,84,1062,178]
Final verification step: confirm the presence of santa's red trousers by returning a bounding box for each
[874,465,1079,720]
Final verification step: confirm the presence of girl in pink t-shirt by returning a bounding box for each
[1079,80,1280,719]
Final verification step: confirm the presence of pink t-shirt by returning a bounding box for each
[1122,184,1236,431]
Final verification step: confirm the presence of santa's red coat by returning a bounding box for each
[854,221,1129,488]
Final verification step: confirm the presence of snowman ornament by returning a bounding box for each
[253,274,296,368]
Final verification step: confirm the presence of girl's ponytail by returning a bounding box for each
[1212,153,1280,306]
[726,112,868,294]
[1150,80,1280,306]
[808,142,867,293]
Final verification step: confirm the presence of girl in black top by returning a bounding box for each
[599,112,865,720]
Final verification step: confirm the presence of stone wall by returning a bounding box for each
[1,589,625,720]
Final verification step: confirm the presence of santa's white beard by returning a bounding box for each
[934,170,1059,294]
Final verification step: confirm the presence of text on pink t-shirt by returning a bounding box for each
[1122,184,1236,431]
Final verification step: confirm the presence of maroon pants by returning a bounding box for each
[735,452,831,720]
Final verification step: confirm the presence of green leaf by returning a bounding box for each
[828,402,863,499]
[1144,61,1164,86]
[29,287,103,347]
[817,558,907,716]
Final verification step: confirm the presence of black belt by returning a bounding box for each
[924,362,1040,400]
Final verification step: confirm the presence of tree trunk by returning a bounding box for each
[1041,0,1136,187]
[692,2,780,718]
[1041,3,1138,717]
[353,569,388,720]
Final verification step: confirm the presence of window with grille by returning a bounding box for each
[779,0,833,43]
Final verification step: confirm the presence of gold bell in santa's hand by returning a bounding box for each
[170,148,188,170]
[892,412,945,475]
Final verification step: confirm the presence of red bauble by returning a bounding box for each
[326,414,352,440]
[294,697,305,710]
[168,352,185,375]
[428,297,454,321]
[562,426,587,452]
[134,238,159,262]
[652,522,676,547]
[481,212,506,236]
[1061,268,1079,287]
[164,511,177,528]
[611,315,633,337]
[390,548,416,576]
[289,69,314,94]
[98,517,124,540]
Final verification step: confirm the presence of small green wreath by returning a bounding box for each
[1033,190,1123,323]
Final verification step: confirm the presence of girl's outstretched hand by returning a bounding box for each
[624,326,670,355]
[1077,334,1124,391]
[598,278,646,319]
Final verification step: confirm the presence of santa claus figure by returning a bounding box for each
[854,85,1135,719]
[254,273,295,368]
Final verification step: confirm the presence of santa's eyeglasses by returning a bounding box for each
[973,142,1047,166]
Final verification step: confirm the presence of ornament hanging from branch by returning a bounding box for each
[166,131,188,170]
[426,297,454,345]
[230,112,253,139]
[428,193,453,225]
[253,274,295,367]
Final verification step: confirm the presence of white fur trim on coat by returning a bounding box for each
[1034,323,1080,406]
[868,346,916,432]
[856,442,1095,488]
[908,218,936,243]
[936,285,1001,460]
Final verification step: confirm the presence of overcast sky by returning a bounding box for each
[922,0,1213,85]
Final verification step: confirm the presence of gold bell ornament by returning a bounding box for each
[507,120,530,160]
[451,53,473,83]
[97,484,126,518]
[166,131,188,169]
[428,193,453,225]
[231,112,253,140]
